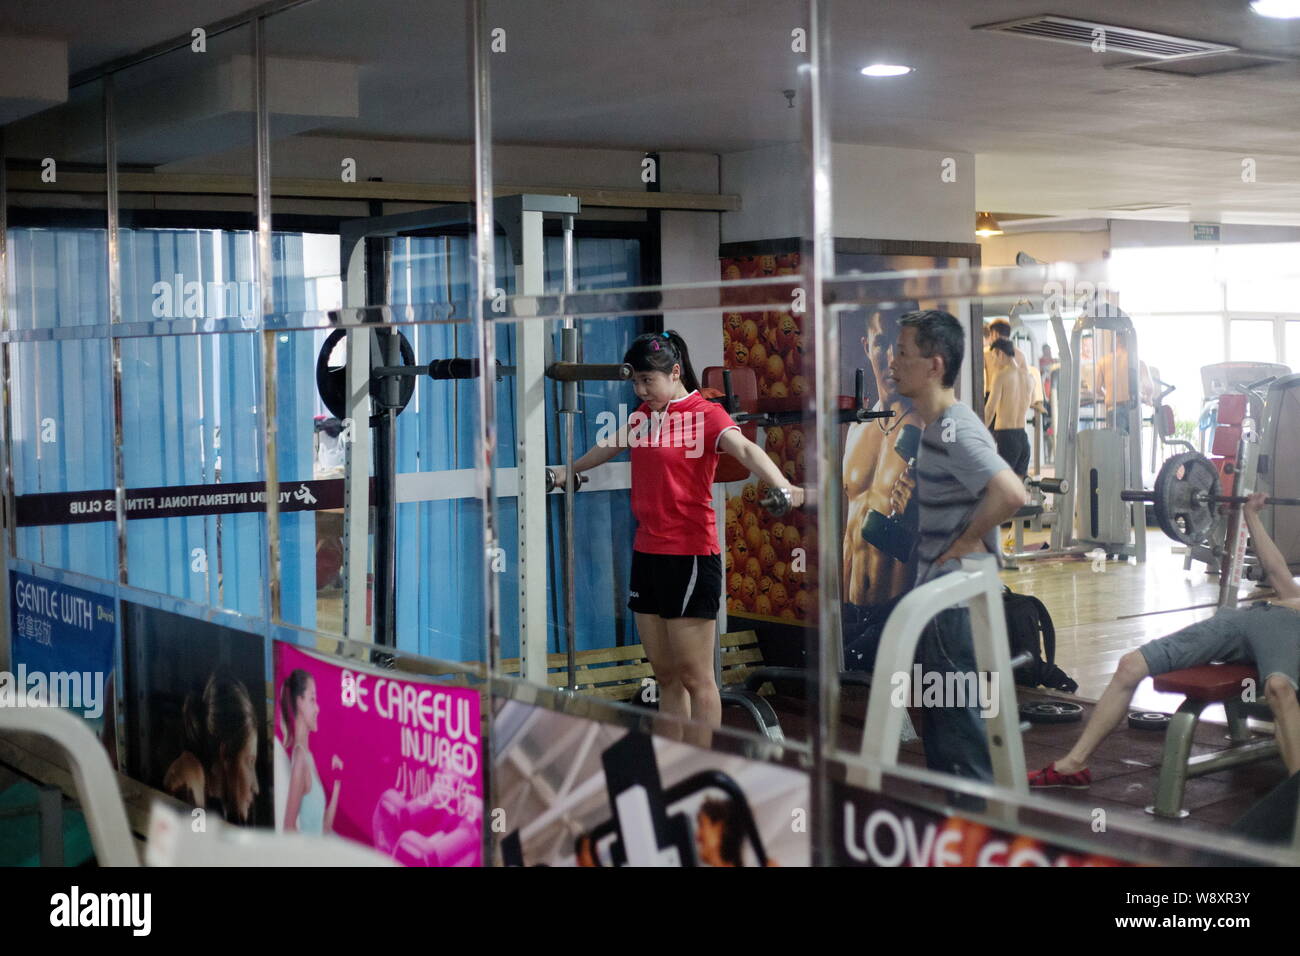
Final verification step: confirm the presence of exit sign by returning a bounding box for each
[1192,223,1221,242]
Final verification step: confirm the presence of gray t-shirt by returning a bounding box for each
[915,401,1011,583]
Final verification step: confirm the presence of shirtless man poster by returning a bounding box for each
[842,309,924,607]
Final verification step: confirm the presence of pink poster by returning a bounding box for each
[273,642,483,866]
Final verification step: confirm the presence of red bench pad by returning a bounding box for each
[1152,664,1258,701]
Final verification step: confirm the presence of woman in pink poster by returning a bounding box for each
[279,669,343,834]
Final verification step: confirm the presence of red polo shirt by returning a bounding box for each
[630,390,740,555]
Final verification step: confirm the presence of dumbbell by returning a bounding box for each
[759,487,794,517]
[545,468,590,493]
[861,424,922,562]
[760,485,815,517]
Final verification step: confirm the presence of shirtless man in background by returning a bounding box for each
[842,310,924,606]
[984,338,1033,478]
[982,318,1029,398]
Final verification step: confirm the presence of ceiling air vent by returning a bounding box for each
[975,15,1236,60]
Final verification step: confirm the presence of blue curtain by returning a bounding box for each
[388,232,642,663]
[8,222,643,666]
[8,229,115,580]
[8,226,318,624]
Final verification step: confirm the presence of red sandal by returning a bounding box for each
[1028,763,1092,789]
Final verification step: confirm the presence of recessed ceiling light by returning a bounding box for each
[1251,0,1300,17]
[860,64,912,77]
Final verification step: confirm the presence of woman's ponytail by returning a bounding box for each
[662,330,700,394]
[622,329,700,393]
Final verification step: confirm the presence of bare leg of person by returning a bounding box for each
[669,616,721,748]
[1264,675,1300,774]
[637,612,686,740]
[1054,650,1149,775]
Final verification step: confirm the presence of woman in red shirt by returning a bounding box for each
[552,330,803,741]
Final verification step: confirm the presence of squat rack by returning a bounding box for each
[335,194,583,688]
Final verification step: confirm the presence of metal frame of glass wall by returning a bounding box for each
[1,0,1296,868]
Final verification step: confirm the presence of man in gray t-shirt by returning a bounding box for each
[914,401,1013,584]
[887,310,1027,787]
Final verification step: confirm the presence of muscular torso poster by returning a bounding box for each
[842,309,922,609]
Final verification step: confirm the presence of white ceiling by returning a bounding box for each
[5,0,1300,223]
[0,0,267,75]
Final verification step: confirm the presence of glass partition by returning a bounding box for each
[265,0,477,315]
[5,0,1300,872]
[490,295,818,754]
[486,0,814,303]
[5,79,114,582]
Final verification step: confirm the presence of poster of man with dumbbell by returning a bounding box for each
[842,308,925,609]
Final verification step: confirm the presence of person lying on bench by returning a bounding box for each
[1030,493,1300,788]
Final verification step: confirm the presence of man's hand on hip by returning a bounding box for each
[935,534,987,570]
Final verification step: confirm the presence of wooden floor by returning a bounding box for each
[1002,528,1272,720]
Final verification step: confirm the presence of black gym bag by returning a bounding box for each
[1003,586,1077,693]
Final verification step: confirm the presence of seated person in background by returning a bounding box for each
[1030,493,1300,788]
[984,339,1032,479]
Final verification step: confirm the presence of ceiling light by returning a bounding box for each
[975,212,1003,237]
[860,64,912,77]
[1251,0,1300,17]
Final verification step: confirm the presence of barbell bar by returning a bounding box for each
[1119,450,1300,546]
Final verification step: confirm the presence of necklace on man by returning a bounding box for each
[876,405,903,436]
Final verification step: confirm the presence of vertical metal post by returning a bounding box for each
[1032,409,1042,477]
[341,248,372,641]
[516,209,547,686]
[1054,312,1079,551]
[254,17,281,624]
[1219,425,1257,606]
[561,213,577,689]
[373,327,399,647]
[469,0,500,868]
[105,77,128,587]
[804,0,838,868]
[1126,324,1146,563]
[341,335,372,641]
[0,127,10,673]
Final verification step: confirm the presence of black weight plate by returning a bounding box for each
[1152,451,1219,546]
[315,327,416,426]
[1020,701,1084,724]
[1127,711,1171,731]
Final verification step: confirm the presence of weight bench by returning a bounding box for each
[1002,476,1068,569]
[1147,663,1279,818]
[500,630,785,742]
[1002,503,1044,570]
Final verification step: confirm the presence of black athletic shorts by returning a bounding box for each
[992,427,1030,478]
[628,550,722,619]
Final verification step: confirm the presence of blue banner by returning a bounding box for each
[8,570,116,731]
